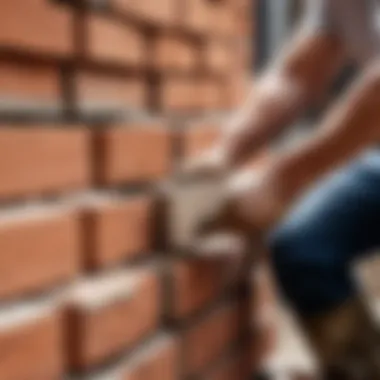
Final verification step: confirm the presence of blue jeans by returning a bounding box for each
[269,150,380,317]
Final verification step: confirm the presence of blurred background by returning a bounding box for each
[0,0,373,379]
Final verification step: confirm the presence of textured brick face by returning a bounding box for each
[0,308,64,380]
[67,269,161,371]
[169,259,236,320]
[183,299,250,377]
[112,0,179,25]
[83,196,156,268]
[0,0,73,56]
[96,124,172,185]
[0,211,81,300]
[0,127,91,200]
[152,36,198,72]
[0,0,259,378]
[0,61,60,106]
[76,71,147,111]
[87,15,146,66]
[122,337,180,380]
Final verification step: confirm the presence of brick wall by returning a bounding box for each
[0,1,274,379]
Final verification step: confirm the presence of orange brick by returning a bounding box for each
[197,79,224,110]
[112,0,178,25]
[76,71,146,110]
[123,336,180,380]
[0,0,73,56]
[83,195,156,269]
[0,301,64,380]
[184,0,210,34]
[205,41,231,73]
[0,209,81,300]
[160,78,197,112]
[210,2,236,37]
[183,299,249,377]
[169,258,238,320]
[152,35,198,72]
[0,61,60,106]
[87,15,145,66]
[181,123,220,159]
[81,335,179,380]
[67,268,161,371]
[96,124,172,185]
[0,127,91,200]
[161,78,223,112]
[207,346,253,380]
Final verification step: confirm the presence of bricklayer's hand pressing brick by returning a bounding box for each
[184,23,345,257]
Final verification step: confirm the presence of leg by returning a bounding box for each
[268,151,380,378]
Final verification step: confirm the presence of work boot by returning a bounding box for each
[298,299,380,379]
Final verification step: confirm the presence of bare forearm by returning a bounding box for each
[271,63,380,210]
[222,30,343,169]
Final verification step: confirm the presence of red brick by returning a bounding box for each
[184,0,236,36]
[83,195,156,269]
[205,41,231,73]
[87,15,145,66]
[0,0,73,56]
[0,209,81,300]
[0,301,64,380]
[161,78,223,112]
[183,300,249,377]
[67,267,161,371]
[207,346,253,380]
[197,79,224,110]
[181,123,220,159]
[210,2,236,37]
[76,71,146,110]
[184,0,211,34]
[96,124,172,185]
[0,127,91,200]
[169,258,239,320]
[122,336,180,380]
[152,35,198,72]
[160,78,197,112]
[112,0,178,25]
[0,61,60,106]
[84,335,180,380]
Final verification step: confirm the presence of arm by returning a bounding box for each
[237,62,380,229]
[221,27,344,169]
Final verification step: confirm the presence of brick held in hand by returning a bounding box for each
[96,124,172,185]
[0,0,73,57]
[0,297,65,380]
[0,127,91,200]
[82,195,156,269]
[66,267,161,371]
[0,207,81,300]
[161,177,225,253]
